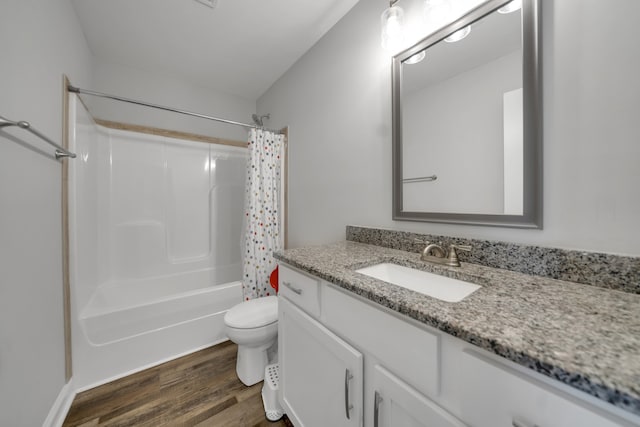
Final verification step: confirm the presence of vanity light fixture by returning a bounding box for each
[498,0,522,14]
[424,0,452,28]
[405,50,426,64]
[444,25,471,43]
[381,0,405,51]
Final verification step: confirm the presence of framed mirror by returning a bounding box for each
[392,0,542,228]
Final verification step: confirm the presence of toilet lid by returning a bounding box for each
[224,296,278,329]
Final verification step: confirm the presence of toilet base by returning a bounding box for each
[236,344,270,386]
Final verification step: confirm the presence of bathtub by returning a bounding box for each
[80,268,241,345]
[72,269,242,390]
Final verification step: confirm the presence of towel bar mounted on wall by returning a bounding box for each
[0,115,76,160]
[402,175,437,183]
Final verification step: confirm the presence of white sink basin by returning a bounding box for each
[355,263,481,302]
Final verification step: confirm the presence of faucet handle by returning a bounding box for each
[450,244,471,252]
[447,244,471,266]
[411,238,430,244]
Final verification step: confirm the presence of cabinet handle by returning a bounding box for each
[512,419,539,427]
[344,369,354,420]
[283,281,302,295]
[374,390,383,427]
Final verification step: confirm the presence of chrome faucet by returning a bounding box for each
[415,240,471,267]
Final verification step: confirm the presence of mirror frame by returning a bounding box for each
[392,0,542,228]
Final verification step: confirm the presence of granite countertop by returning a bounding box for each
[274,241,640,417]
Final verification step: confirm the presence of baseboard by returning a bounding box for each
[43,379,76,427]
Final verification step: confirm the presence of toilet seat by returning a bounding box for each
[224,296,278,329]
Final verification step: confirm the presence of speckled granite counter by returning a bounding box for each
[274,241,640,417]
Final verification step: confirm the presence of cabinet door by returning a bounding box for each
[279,296,363,427]
[372,365,467,427]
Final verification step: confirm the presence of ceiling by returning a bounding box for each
[71,0,360,100]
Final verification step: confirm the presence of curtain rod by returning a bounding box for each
[67,85,274,132]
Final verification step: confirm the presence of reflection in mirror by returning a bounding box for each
[402,7,522,215]
[392,0,541,228]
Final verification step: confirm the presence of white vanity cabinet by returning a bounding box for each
[278,263,638,427]
[321,281,466,427]
[279,263,457,427]
[279,273,363,427]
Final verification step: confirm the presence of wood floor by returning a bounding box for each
[63,341,293,427]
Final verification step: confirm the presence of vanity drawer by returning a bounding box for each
[457,349,626,427]
[279,264,321,318]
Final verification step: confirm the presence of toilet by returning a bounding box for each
[224,296,278,386]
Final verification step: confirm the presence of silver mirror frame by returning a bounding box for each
[392,0,542,228]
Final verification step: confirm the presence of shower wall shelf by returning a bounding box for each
[0,114,76,160]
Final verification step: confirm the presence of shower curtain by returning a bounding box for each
[242,128,284,300]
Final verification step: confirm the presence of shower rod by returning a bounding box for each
[68,85,278,133]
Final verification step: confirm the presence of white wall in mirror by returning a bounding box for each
[401,5,523,215]
[402,51,522,214]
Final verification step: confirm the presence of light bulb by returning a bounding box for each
[405,51,426,65]
[498,0,522,14]
[444,25,471,43]
[381,4,405,51]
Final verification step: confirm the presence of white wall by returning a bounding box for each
[403,51,521,214]
[88,59,256,142]
[0,0,93,425]
[258,0,640,256]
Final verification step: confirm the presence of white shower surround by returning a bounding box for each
[68,95,246,390]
